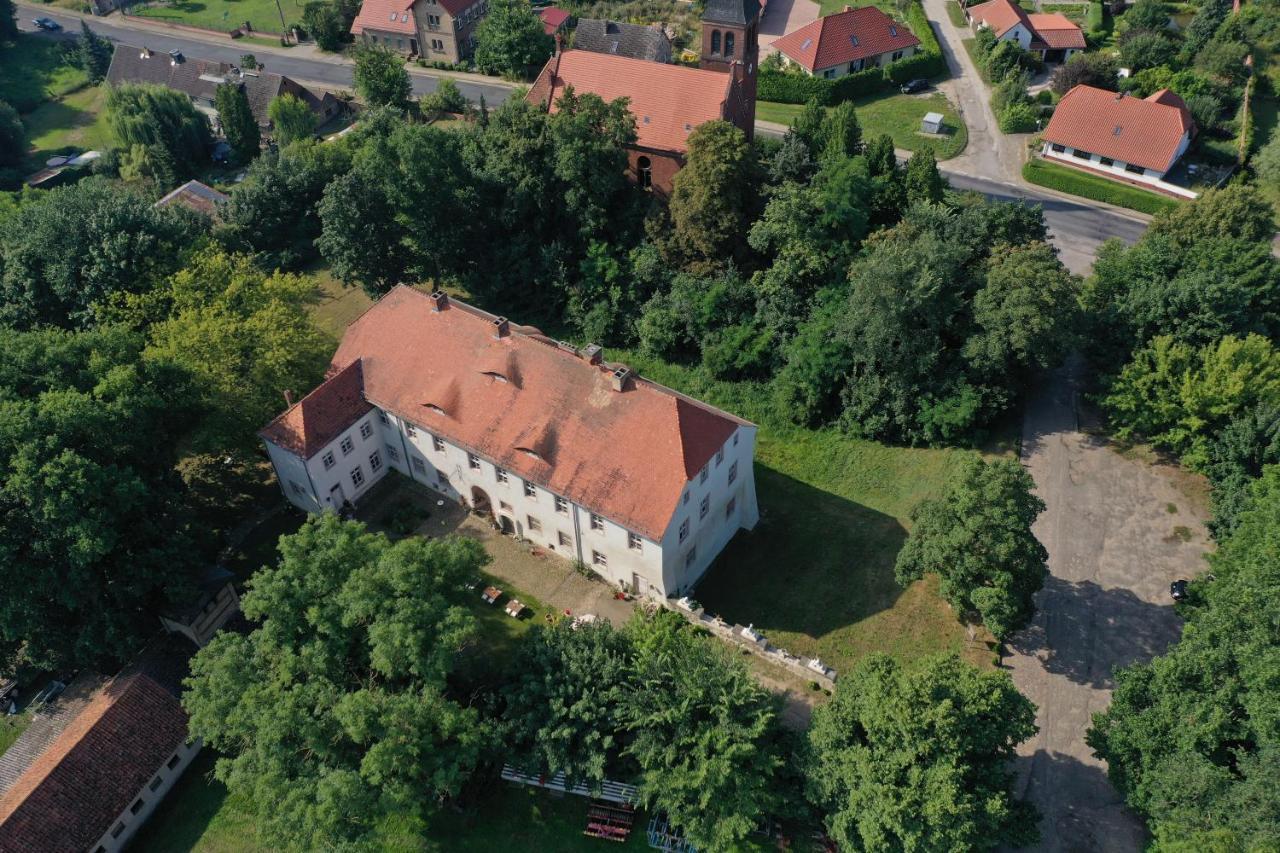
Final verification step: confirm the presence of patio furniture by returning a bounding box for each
[584,799,635,842]
[505,599,527,618]
[481,586,502,604]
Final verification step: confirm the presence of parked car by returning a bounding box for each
[900,78,929,94]
[1170,579,1189,602]
[32,17,62,31]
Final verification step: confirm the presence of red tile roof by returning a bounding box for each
[260,360,374,458]
[350,0,417,35]
[267,288,748,539]
[537,6,570,34]
[1027,12,1085,48]
[772,6,921,72]
[0,673,190,853]
[966,0,1028,37]
[1042,84,1194,172]
[527,49,731,153]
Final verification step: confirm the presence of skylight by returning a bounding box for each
[1113,125,1122,136]
[801,37,813,50]
[889,25,898,36]
[850,35,859,46]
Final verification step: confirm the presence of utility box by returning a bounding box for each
[922,112,945,134]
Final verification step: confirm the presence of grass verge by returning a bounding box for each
[0,712,32,757]
[1022,157,1180,215]
[131,0,290,36]
[756,91,968,160]
[945,0,968,27]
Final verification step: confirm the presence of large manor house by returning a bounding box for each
[261,288,760,599]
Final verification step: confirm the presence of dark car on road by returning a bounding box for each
[32,17,62,30]
[1170,579,1189,602]
[900,78,929,94]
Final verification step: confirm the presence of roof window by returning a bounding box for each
[389,11,396,19]
[801,37,813,50]
[849,34,859,46]
[1112,125,1122,136]
[889,24,898,36]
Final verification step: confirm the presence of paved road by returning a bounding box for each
[15,6,517,104]
[1009,357,1210,852]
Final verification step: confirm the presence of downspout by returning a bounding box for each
[299,446,322,512]
[572,501,585,569]
[393,409,415,483]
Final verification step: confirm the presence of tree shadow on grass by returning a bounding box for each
[694,463,909,644]
[1009,749,1148,853]
[1007,576,1182,691]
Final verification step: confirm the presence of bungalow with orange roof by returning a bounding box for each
[260,288,760,599]
[1040,84,1197,197]
[772,5,921,79]
[965,0,1085,62]
[350,0,489,63]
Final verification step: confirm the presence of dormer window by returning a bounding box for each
[425,403,445,415]
[482,371,508,383]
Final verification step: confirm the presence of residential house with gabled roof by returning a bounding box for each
[350,0,489,63]
[1040,84,1197,197]
[260,287,760,599]
[573,18,672,63]
[527,0,758,195]
[772,5,921,78]
[0,639,202,853]
[106,44,340,136]
[965,0,1084,62]
[536,6,571,36]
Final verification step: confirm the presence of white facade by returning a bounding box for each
[781,44,917,78]
[1041,140,1197,199]
[265,404,760,598]
[91,738,202,853]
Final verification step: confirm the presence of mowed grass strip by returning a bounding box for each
[131,0,292,36]
[756,91,968,160]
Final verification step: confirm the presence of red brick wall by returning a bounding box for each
[626,146,683,197]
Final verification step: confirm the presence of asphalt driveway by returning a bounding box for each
[1007,357,1210,851]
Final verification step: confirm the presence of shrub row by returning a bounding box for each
[1021,158,1179,215]
[758,1,946,106]
[1084,1,1105,34]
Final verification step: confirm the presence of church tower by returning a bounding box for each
[699,0,760,140]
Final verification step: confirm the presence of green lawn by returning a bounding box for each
[1022,157,1180,215]
[131,0,294,36]
[945,0,968,27]
[0,712,32,757]
[1040,2,1090,24]
[0,34,90,113]
[756,91,968,160]
[20,84,112,171]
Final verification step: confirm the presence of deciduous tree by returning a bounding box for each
[302,0,345,51]
[895,456,1048,640]
[317,163,410,296]
[472,0,553,78]
[106,83,211,182]
[668,120,762,268]
[808,654,1039,851]
[184,516,490,849]
[353,44,412,108]
[0,100,25,168]
[267,93,317,146]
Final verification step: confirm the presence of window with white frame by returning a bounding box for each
[385,443,400,462]
[558,531,571,547]
[528,515,541,532]
[500,500,513,512]
[733,432,739,446]
[351,466,365,487]
[340,436,355,456]
[682,491,689,505]
[628,532,642,552]
[433,435,445,453]
[699,464,708,485]
[322,450,335,470]
[523,480,536,498]
[468,453,481,470]
[700,495,709,520]
[728,462,738,485]
[407,423,418,438]
[360,421,373,440]
[678,519,689,543]
[590,513,604,532]
[592,550,607,568]
[438,471,450,488]
[369,450,382,473]
[378,411,388,425]
[716,447,724,466]
[495,467,509,484]
[726,496,736,517]
[685,547,696,567]
[413,457,427,475]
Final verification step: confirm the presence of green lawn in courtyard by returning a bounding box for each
[756,91,968,160]
[0,712,32,758]
[20,84,112,170]
[131,0,294,36]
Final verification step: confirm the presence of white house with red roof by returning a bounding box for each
[772,5,921,78]
[260,288,760,599]
[350,0,488,62]
[1040,84,1197,197]
[965,0,1084,62]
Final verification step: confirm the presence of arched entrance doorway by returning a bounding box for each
[497,515,515,535]
[470,486,494,522]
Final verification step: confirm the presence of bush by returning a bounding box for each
[1021,158,1179,215]
[998,102,1039,133]
[1085,0,1105,33]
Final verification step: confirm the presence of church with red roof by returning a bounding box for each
[261,288,760,599]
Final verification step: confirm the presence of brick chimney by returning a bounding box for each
[430,290,449,312]
[492,316,510,339]
[582,344,603,365]
[610,365,631,391]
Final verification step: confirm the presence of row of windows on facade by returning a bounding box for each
[94,750,186,852]
[366,32,448,52]
[1049,143,1146,174]
[314,412,738,547]
[820,49,907,78]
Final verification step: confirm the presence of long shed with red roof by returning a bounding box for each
[261,287,760,599]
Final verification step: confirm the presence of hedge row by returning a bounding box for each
[1021,158,1179,215]
[758,0,946,105]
